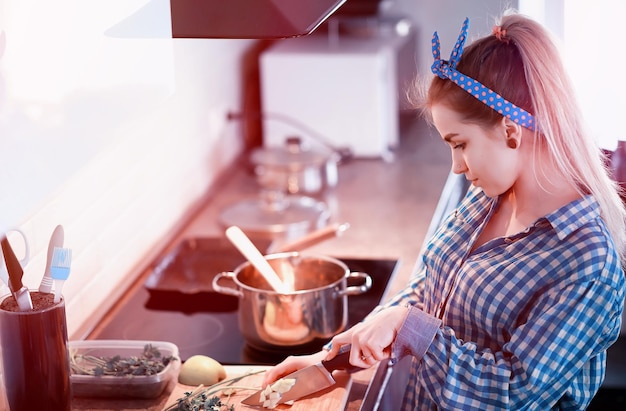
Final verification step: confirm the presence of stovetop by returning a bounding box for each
[89,237,399,365]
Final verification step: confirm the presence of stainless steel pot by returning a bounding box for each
[212,252,372,350]
[251,137,339,195]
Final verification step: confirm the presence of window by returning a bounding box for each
[520,0,625,150]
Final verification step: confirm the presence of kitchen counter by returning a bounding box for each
[74,115,452,410]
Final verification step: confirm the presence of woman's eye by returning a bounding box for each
[453,143,465,150]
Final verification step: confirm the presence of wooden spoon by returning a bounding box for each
[225,226,290,293]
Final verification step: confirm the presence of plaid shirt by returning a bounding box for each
[382,186,624,410]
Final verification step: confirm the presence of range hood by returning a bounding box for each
[171,0,347,39]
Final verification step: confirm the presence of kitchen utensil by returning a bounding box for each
[219,192,330,236]
[0,228,30,297]
[50,247,72,303]
[270,222,350,253]
[0,255,8,296]
[251,136,339,195]
[0,294,71,410]
[39,225,65,293]
[242,344,360,407]
[225,226,290,294]
[228,111,354,163]
[1,235,33,311]
[212,252,372,349]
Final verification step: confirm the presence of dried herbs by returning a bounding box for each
[165,369,265,411]
[70,343,175,377]
[169,388,235,411]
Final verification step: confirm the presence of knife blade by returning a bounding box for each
[1,235,33,311]
[241,344,360,407]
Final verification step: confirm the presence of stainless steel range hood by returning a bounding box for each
[171,0,347,39]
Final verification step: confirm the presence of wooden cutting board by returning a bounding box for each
[163,365,352,410]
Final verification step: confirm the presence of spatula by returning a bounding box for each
[39,225,65,293]
[225,225,290,293]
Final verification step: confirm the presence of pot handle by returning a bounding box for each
[212,272,243,298]
[339,272,372,296]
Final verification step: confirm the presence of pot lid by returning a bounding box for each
[219,194,330,235]
[251,137,331,169]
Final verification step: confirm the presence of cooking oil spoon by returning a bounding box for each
[225,226,290,294]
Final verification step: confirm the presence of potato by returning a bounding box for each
[178,355,226,386]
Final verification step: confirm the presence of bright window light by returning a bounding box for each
[521,0,626,150]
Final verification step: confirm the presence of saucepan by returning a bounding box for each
[212,252,372,350]
[250,137,340,195]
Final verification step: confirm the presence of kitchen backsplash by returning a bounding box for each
[0,1,255,337]
[13,90,248,338]
[13,96,247,338]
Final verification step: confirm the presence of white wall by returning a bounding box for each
[519,0,626,150]
[0,0,254,335]
[382,0,621,150]
[380,0,518,77]
[562,1,625,150]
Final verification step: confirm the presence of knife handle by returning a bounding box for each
[1,236,24,292]
[321,344,363,374]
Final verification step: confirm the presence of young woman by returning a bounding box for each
[263,12,626,410]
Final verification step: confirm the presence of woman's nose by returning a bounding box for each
[451,158,466,175]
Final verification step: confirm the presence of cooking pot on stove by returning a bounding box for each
[251,137,339,195]
[212,252,372,350]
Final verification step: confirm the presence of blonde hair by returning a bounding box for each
[415,11,626,258]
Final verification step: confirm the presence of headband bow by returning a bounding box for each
[431,18,537,132]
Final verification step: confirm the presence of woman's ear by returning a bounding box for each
[503,117,522,149]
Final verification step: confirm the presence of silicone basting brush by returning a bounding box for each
[50,247,72,303]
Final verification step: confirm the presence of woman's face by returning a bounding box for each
[431,103,520,197]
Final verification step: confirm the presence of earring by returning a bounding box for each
[507,139,518,149]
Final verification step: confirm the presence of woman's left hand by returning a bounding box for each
[325,305,410,367]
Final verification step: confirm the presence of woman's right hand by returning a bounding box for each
[262,350,327,387]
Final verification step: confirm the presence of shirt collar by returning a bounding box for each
[542,195,600,240]
[465,188,601,241]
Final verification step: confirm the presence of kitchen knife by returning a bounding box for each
[1,235,33,311]
[241,345,360,407]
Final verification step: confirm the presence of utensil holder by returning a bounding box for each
[0,291,71,410]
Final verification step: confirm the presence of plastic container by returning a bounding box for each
[69,340,180,399]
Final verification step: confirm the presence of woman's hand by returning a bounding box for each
[326,305,410,367]
[263,305,410,386]
[262,350,327,387]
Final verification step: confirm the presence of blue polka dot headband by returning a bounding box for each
[431,18,537,132]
